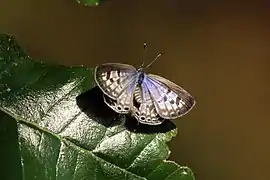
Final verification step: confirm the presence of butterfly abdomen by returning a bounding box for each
[134,86,142,104]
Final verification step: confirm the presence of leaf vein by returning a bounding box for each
[55,141,62,180]
[93,128,107,150]
[21,155,26,180]
[16,70,49,95]
[72,151,79,180]
[164,166,181,180]
[145,161,162,178]
[125,136,156,169]
[0,70,49,101]
[37,132,43,158]
[57,110,83,134]
[40,75,87,120]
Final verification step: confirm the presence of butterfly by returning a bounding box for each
[94,44,196,125]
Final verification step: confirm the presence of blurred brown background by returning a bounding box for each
[1,0,270,179]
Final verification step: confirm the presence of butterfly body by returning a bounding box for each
[137,71,145,85]
[94,63,195,125]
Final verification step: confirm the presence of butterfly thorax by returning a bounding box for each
[134,70,144,105]
[137,71,145,85]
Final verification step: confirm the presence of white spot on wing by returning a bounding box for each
[102,75,107,80]
[171,103,178,110]
[105,80,111,86]
[110,82,117,90]
[180,99,185,105]
[110,71,118,79]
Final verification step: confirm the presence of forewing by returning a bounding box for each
[145,74,196,119]
[95,63,137,99]
[95,63,138,114]
[132,84,164,125]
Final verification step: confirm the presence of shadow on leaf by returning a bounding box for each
[76,86,120,127]
[124,116,176,134]
[76,87,176,134]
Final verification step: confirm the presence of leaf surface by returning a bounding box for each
[76,0,101,6]
[0,34,195,180]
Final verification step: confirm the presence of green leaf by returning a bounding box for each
[0,34,195,180]
[76,0,101,6]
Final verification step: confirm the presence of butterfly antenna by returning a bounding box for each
[139,42,147,69]
[144,52,163,69]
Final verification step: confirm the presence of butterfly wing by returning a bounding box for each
[95,63,138,113]
[144,74,195,119]
[95,63,137,99]
[132,85,164,125]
